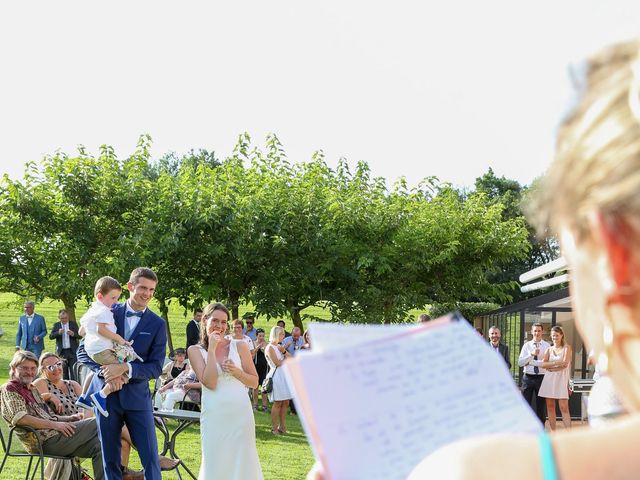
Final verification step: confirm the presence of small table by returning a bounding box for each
[153,409,201,480]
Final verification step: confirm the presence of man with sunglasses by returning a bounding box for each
[49,309,80,379]
[243,312,258,342]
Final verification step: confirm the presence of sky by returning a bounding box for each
[1,1,639,190]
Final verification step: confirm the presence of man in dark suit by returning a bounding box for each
[185,308,203,351]
[49,308,80,379]
[488,326,511,369]
[76,267,167,480]
[15,301,47,358]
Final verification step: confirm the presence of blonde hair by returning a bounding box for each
[269,326,284,343]
[529,39,640,239]
[38,352,61,377]
[94,276,122,296]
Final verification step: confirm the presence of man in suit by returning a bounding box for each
[15,301,47,358]
[49,308,80,379]
[185,307,202,351]
[488,325,511,369]
[76,267,167,480]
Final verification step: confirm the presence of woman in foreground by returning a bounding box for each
[408,38,640,479]
[189,302,263,480]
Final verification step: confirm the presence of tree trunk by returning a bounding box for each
[229,290,240,321]
[61,295,77,323]
[158,297,173,354]
[290,306,304,331]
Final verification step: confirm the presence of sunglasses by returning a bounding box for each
[246,321,254,325]
[46,361,63,371]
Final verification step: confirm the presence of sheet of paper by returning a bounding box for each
[289,317,541,480]
[307,321,419,352]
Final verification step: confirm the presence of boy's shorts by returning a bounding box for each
[90,348,119,365]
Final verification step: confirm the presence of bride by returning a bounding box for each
[189,302,263,479]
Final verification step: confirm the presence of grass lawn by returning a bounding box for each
[0,293,316,479]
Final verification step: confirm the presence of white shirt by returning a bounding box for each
[518,339,551,375]
[61,322,71,349]
[124,302,146,338]
[81,301,117,356]
[27,314,34,326]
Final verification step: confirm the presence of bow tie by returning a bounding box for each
[126,311,143,318]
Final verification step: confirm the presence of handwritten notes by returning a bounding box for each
[287,317,541,480]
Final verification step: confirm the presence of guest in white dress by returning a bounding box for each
[265,326,292,435]
[539,325,573,430]
[188,302,263,480]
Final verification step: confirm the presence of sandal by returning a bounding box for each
[159,456,180,471]
[277,427,287,434]
[271,429,281,435]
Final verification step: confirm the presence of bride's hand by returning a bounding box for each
[221,359,241,378]
[208,332,221,349]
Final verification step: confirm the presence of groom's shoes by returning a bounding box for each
[121,466,144,480]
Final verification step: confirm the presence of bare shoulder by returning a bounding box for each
[32,378,48,392]
[408,434,540,480]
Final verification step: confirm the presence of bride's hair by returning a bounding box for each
[199,302,230,350]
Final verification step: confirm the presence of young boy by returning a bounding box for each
[76,276,142,417]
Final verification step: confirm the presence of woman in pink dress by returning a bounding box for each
[539,325,573,430]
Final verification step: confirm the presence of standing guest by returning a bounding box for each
[159,348,188,386]
[252,328,269,412]
[186,308,203,351]
[226,319,256,358]
[265,326,293,435]
[539,326,573,430]
[49,309,80,379]
[417,313,431,323]
[517,323,551,425]
[0,350,104,480]
[488,326,511,369]
[15,300,47,358]
[189,302,263,479]
[243,313,258,342]
[76,267,167,480]
[276,320,291,338]
[283,327,305,355]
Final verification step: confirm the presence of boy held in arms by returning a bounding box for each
[76,276,142,417]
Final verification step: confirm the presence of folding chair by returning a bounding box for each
[0,419,77,480]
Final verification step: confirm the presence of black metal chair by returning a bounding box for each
[0,419,78,480]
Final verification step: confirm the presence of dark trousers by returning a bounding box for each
[522,373,547,425]
[59,348,77,380]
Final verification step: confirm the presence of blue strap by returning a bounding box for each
[539,432,559,480]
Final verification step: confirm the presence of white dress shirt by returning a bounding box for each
[124,302,146,377]
[62,322,71,349]
[518,339,551,375]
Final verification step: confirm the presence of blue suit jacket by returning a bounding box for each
[15,313,47,354]
[76,303,167,410]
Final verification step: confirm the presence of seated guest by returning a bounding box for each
[301,329,312,350]
[160,348,188,385]
[277,320,291,338]
[0,350,105,480]
[155,364,201,411]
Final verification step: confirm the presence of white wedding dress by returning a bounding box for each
[197,341,263,480]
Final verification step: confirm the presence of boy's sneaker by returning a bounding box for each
[90,393,109,417]
[75,394,93,410]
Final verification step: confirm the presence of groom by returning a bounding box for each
[77,267,167,480]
